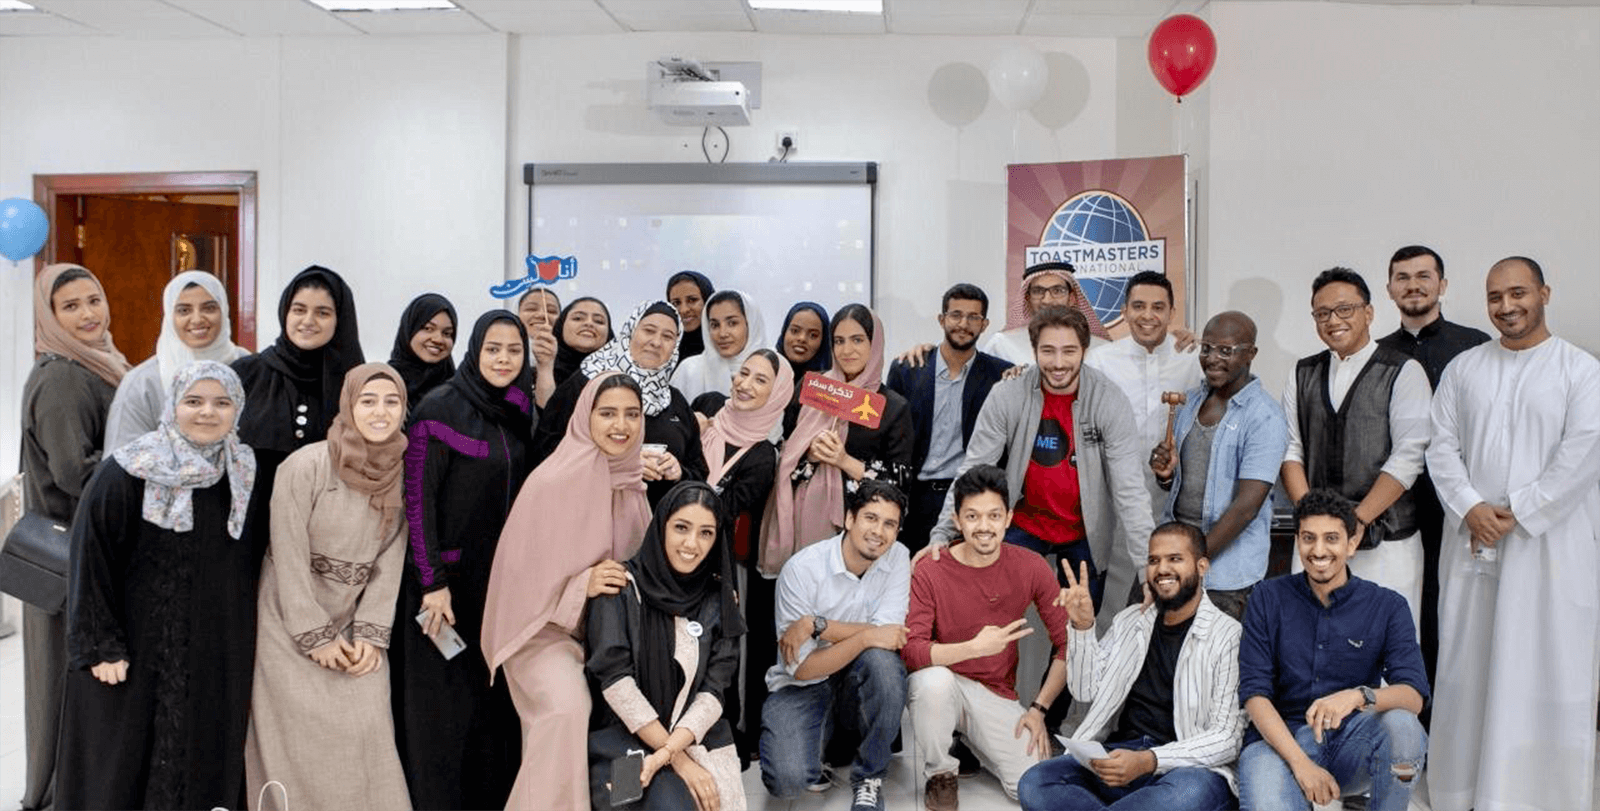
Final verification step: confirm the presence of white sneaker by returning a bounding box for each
[851,776,884,811]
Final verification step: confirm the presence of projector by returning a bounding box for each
[649,80,751,127]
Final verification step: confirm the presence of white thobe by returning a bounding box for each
[1084,334,1204,507]
[1426,335,1600,811]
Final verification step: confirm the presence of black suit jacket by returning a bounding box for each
[884,345,1013,478]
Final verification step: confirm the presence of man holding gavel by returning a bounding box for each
[1149,311,1288,622]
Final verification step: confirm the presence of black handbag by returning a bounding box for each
[0,512,71,614]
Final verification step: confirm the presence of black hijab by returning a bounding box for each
[551,296,614,385]
[775,301,833,384]
[241,265,364,451]
[628,481,744,721]
[388,293,457,406]
[666,270,713,360]
[447,311,535,444]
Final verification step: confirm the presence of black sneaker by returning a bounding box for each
[851,776,885,811]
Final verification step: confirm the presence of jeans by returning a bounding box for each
[759,648,907,797]
[1237,709,1427,811]
[1006,525,1103,607]
[1018,736,1234,811]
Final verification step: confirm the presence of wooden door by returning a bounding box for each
[62,196,239,365]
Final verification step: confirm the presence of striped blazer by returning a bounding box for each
[1065,591,1246,791]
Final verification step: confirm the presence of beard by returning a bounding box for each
[1397,298,1438,318]
[1155,571,1202,614]
[944,329,977,352]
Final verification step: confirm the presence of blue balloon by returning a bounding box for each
[0,198,49,262]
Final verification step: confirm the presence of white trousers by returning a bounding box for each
[1293,532,1423,641]
[908,666,1044,799]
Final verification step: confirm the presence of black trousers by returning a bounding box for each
[902,478,953,554]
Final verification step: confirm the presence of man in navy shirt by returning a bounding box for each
[1236,489,1428,811]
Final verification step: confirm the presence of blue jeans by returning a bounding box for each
[1006,525,1103,609]
[1017,736,1234,811]
[759,648,907,797]
[1237,709,1426,811]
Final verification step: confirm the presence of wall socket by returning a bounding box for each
[776,129,799,154]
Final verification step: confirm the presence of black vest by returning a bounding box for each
[1295,346,1417,545]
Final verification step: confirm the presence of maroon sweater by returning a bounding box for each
[903,544,1069,700]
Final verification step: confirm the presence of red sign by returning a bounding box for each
[798,372,886,430]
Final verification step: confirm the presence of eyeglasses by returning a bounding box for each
[1027,283,1072,300]
[941,311,987,325]
[1311,303,1363,323]
[1199,342,1254,359]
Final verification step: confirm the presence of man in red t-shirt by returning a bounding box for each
[905,465,1072,809]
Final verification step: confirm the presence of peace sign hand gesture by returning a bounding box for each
[1059,560,1096,631]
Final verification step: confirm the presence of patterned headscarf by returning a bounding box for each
[580,300,683,417]
[113,360,256,539]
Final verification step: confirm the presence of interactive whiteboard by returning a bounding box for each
[522,162,877,333]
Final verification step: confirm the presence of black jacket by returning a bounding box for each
[884,346,1012,477]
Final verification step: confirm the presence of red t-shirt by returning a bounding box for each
[901,544,1070,700]
[1012,390,1085,544]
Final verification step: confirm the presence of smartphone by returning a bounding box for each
[609,751,645,806]
[415,610,467,661]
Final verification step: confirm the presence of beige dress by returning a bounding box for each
[244,442,412,811]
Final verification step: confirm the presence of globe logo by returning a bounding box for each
[1034,191,1155,328]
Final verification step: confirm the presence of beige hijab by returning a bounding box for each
[34,263,129,387]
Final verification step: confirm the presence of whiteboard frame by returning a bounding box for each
[522,161,880,308]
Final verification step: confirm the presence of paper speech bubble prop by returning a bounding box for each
[490,254,578,299]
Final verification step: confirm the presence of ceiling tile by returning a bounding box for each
[456,0,622,33]
[0,9,95,34]
[28,0,236,35]
[601,0,752,32]
[164,0,358,36]
[334,7,494,33]
[1029,0,1175,14]
[752,8,884,32]
[886,0,1028,35]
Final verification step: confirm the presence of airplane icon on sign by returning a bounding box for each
[851,396,879,423]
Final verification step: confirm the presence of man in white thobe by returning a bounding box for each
[1427,256,1600,811]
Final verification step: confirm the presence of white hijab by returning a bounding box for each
[156,271,244,392]
[671,290,767,401]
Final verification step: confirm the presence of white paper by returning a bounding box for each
[1055,735,1109,768]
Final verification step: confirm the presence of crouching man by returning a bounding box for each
[1236,489,1428,810]
[1018,521,1244,810]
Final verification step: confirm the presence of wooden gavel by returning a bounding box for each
[1162,391,1188,447]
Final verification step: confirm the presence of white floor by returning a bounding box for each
[0,590,1594,811]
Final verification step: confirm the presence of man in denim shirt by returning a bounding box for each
[1149,312,1288,622]
[1235,489,1428,811]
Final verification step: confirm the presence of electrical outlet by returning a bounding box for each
[776,129,799,154]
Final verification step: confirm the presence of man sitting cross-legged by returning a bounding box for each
[1017,521,1243,810]
[904,464,1070,810]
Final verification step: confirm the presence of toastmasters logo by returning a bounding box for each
[1025,190,1165,329]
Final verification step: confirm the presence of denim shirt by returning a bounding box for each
[1161,376,1288,590]
[1237,572,1430,745]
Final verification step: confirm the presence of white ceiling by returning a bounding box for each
[0,0,1596,39]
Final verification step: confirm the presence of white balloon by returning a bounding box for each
[987,47,1049,112]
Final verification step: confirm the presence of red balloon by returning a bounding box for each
[1147,14,1217,99]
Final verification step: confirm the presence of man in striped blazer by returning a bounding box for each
[1017,522,1244,810]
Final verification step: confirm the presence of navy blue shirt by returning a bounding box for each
[1237,572,1429,744]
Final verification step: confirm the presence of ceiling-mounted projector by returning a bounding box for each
[648,58,762,127]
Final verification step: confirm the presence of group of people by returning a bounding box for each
[10,245,1594,811]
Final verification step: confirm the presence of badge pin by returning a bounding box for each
[686,621,704,639]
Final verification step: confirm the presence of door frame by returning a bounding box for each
[33,171,259,349]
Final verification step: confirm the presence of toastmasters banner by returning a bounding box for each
[1005,156,1188,335]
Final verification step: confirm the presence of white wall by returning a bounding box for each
[508,32,1125,352]
[0,34,509,472]
[1204,1,1600,395]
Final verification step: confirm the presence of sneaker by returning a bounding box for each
[851,776,885,811]
[806,765,834,793]
[925,771,959,811]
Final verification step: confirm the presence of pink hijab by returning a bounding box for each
[759,308,884,576]
[701,351,794,484]
[481,371,651,674]
[34,263,130,387]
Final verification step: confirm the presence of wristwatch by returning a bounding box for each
[1358,685,1377,709]
[812,615,828,640]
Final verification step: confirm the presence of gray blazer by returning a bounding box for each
[929,363,1155,575]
